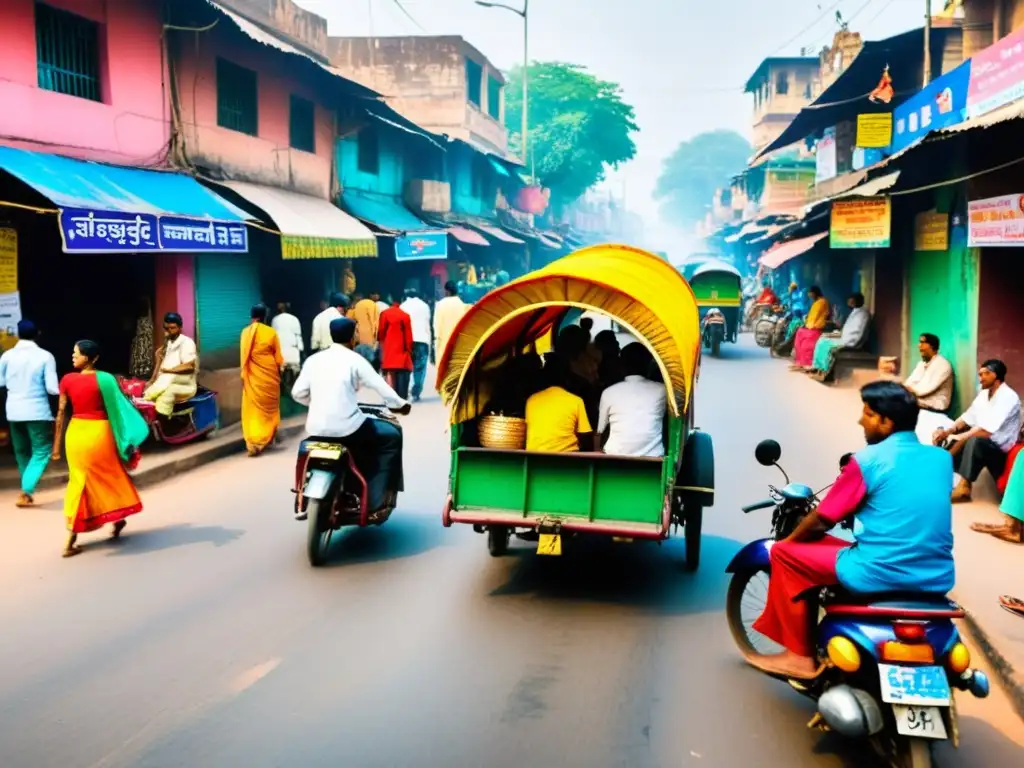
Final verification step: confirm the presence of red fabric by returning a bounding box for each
[817,459,868,524]
[378,305,414,371]
[59,372,106,420]
[755,287,779,306]
[753,536,850,657]
[997,443,1024,494]
[793,327,823,367]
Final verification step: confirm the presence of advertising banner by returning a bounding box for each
[967,194,1024,246]
[830,197,892,249]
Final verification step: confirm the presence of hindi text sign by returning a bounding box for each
[59,208,248,253]
[967,194,1024,246]
[856,113,893,148]
[914,211,949,252]
[831,197,892,249]
[0,228,17,293]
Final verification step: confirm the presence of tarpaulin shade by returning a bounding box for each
[472,222,525,244]
[448,226,489,246]
[339,192,436,233]
[759,232,828,268]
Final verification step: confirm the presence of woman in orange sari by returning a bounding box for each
[52,340,149,558]
[241,303,284,456]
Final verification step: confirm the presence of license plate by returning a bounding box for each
[309,447,342,460]
[892,705,948,740]
[879,664,951,706]
[537,533,562,556]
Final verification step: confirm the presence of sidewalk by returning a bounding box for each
[0,415,307,495]
[782,359,1024,719]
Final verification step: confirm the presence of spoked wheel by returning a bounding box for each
[306,498,333,567]
[726,568,785,656]
[682,505,702,572]
[487,526,510,557]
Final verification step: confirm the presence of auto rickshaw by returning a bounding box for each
[688,259,742,354]
[436,244,715,570]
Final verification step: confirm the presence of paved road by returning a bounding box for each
[0,339,1021,767]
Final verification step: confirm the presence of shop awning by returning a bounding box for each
[215,180,377,259]
[448,225,489,246]
[0,146,251,253]
[471,221,525,244]
[759,232,828,269]
[338,192,435,233]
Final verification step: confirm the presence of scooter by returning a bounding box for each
[701,308,727,357]
[726,440,989,768]
[293,402,407,567]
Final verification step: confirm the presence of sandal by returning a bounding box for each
[990,528,1024,544]
[111,520,127,539]
[15,493,36,508]
[62,545,84,558]
[971,522,1005,533]
[999,595,1024,618]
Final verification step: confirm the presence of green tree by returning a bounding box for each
[505,62,638,206]
[655,130,751,227]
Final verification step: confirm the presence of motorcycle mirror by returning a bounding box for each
[754,439,782,467]
[839,452,853,468]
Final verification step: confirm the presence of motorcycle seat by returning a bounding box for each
[823,587,962,618]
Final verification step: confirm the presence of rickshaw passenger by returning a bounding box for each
[597,343,666,458]
[525,355,596,453]
[555,325,600,425]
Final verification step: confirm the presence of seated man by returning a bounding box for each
[932,359,1022,502]
[525,357,595,453]
[749,382,954,679]
[144,312,198,417]
[597,343,666,458]
[290,317,410,518]
[904,333,954,443]
[806,292,870,378]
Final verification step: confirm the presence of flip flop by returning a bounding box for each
[990,528,1024,544]
[62,546,84,558]
[999,596,1024,618]
[971,522,1004,533]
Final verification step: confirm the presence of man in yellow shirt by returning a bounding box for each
[525,377,596,453]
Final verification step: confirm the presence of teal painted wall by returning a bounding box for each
[907,201,979,415]
[447,143,492,217]
[337,125,405,198]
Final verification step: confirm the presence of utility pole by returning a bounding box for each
[476,1,530,175]
[923,0,932,87]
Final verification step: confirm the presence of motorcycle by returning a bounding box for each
[726,440,990,768]
[293,402,407,567]
[701,308,727,357]
[119,377,219,445]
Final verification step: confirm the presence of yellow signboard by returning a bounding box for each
[0,228,17,293]
[281,235,377,260]
[856,113,894,148]
[914,211,949,252]
[830,197,892,249]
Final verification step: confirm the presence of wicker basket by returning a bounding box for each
[479,415,527,450]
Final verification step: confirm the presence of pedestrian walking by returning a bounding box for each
[378,296,414,399]
[52,340,149,558]
[240,304,284,457]
[271,300,303,391]
[433,281,467,364]
[400,286,431,402]
[0,320,59,507]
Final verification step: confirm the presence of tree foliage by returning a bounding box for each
[505,62,638,206]
[655,130,751,227]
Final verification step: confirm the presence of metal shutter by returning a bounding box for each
[195,254,260,362]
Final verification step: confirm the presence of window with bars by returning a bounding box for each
[35,2,102,102]
[465,58,482,107]
[487,76,502,120]
[289,95,315,153]
[357,127,379,175]
[216,58,258,136]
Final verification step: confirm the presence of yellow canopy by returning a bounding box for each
[436,244,701,423]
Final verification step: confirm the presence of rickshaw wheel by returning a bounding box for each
[487,526,510,557]
[683,505,702,571]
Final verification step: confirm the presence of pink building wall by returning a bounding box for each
[0,0,169,164]
[172,22,335,199]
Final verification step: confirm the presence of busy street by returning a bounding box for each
[0,342,1021,768]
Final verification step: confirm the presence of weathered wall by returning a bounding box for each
[171,21,334,198]
[215,0,329,59]
[0,0,169,164]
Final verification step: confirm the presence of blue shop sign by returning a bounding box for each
[395,231,448,261]
[59,209,249,254]
[891,61,971,153]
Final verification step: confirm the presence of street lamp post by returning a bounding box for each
[475,1,530,176]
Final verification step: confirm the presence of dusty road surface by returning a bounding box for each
[0,339,1021,767]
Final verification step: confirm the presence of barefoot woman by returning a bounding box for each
[51,340,150,557]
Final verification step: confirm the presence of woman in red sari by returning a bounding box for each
[52,340,149,558]
[790,286,830,369]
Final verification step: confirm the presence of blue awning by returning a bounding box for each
[0,146,251,254]
[339,192,439,233]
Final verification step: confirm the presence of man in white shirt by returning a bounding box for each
[144,312,198,417]
[272,301,304,381]
[399,287,432,402]
[432,281,467,364]
[291,317,410,519]
[597,343,666,457]
[310,292,350,352]
[933,359,1022,502]
[905,333,955,443]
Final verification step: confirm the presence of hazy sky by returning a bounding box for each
[296,0,944,238]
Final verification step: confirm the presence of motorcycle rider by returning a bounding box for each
[291,317,410,520]
[748,381,955,679]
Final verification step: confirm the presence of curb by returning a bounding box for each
[3,420,306,494]
[956,599,1024,722]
